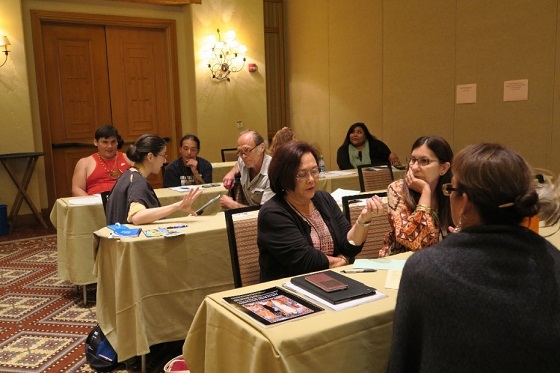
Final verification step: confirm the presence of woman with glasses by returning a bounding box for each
[105,134,202,225]
[336,122,402,169]
[257,141,385,281]
[379,136,453,257]
[388,143,560,372]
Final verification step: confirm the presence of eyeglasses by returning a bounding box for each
[441,183,458,197]
[296,167,320,181]
[236,144,260,157]
[407,156,439,167]
[157,153,167,159]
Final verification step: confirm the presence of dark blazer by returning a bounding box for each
[257,190,363,282]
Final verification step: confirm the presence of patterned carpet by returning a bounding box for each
[0,232,183,373]
[0,234,101,372]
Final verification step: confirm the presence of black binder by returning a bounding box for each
[290,270,376,304]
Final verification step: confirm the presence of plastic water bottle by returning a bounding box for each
[319,155,326,177]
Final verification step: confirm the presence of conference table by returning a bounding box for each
[50,170,375,290]
[211,161,236,183]
[183,252,412,373]
[94,212,239,362]
[50,184,228,288]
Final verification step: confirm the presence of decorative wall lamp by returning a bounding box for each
[0,36,11,68]
[205,29,247,81]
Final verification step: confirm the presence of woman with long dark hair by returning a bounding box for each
[380,135,453,256]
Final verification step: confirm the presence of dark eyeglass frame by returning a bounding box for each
[407,156,439,167]
[236,143,261,157]
[156,153,167,159]
[442,183,459,197]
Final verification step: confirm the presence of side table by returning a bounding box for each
[0,152,48,232]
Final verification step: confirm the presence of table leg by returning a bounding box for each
[0,157,48,232]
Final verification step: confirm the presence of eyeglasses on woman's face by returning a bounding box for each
[442,183,458,197]
[407,156,439,167]
[156,153,167,160]
[296,167,320,181]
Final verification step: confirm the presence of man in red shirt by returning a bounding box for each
[71,125,130,196]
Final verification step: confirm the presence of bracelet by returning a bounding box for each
[416,204,431,213]
[338,254,350,265]
[357,217,372,228]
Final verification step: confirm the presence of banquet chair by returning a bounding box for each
[229,172,249,206]
[358,162,394,192]
[221,148,239,162]
[225,205,261,287]
[100,191,111,215]
[342,192,389,259]
[533,167,555,184]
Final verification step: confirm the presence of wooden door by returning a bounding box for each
[42,23,113,199]
[32,11,181,206]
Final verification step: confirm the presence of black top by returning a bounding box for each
[163,156,213,187]
[105,169,161,225]
[388,224,560,372]
[336,139,391,170]
[257,190,363,282]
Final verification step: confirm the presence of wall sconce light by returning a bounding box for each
[0,36,11,68]
[205,29,247,81]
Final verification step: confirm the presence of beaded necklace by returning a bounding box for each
[287,200,333,255]
[97,153,122,179]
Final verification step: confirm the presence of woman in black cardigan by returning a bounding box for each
[257,141,386,282]
[336,122,401,169]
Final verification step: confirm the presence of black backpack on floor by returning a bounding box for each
[85,324,120,372]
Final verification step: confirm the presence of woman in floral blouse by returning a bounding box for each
[379,136,454,256]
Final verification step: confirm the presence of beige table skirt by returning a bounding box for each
[94,214,234,362]
[183,252,412,373]
[50,185,227,285]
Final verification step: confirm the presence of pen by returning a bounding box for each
[165,224,188,229]
[342,269,377,273]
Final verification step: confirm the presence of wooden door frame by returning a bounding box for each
[30,10,183,207]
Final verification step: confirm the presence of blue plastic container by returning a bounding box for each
[0,204,8,236]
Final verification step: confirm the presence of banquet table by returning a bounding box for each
[211,161,236,183]
[182,252,412,373]
[50,184,227,286]
[94,213,237,362]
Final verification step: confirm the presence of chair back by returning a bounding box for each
[341,192,389,259]
[221,148,239,162]
[229,172,248,206]
[100,191,111,215]
[358,162,394,192]
[225,205,261,287]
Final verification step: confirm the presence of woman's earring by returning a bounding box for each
[454,218,462,233]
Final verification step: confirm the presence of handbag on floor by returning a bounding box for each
[85,324,120,372]
[164,355,190,373]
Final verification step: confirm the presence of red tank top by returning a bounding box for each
[86,152,130,195]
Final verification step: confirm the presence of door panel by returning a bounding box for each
[42,23,113,198]
[106,26,172,140]
[38,21,173,199]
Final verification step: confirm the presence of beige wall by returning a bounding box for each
[3,0,560,214]
[286,0,560,172]
[0,0,266,213]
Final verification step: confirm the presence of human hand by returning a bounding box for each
[178,187,202,213]
[220,194,236,209]
[327,255,348,268]
[223,171,236,190]
[405,168,430,194]
[357,195,385,225]
[186,158,198,171]
[389,152,401,167]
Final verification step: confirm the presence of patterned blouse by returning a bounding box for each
[379,179,442,257]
